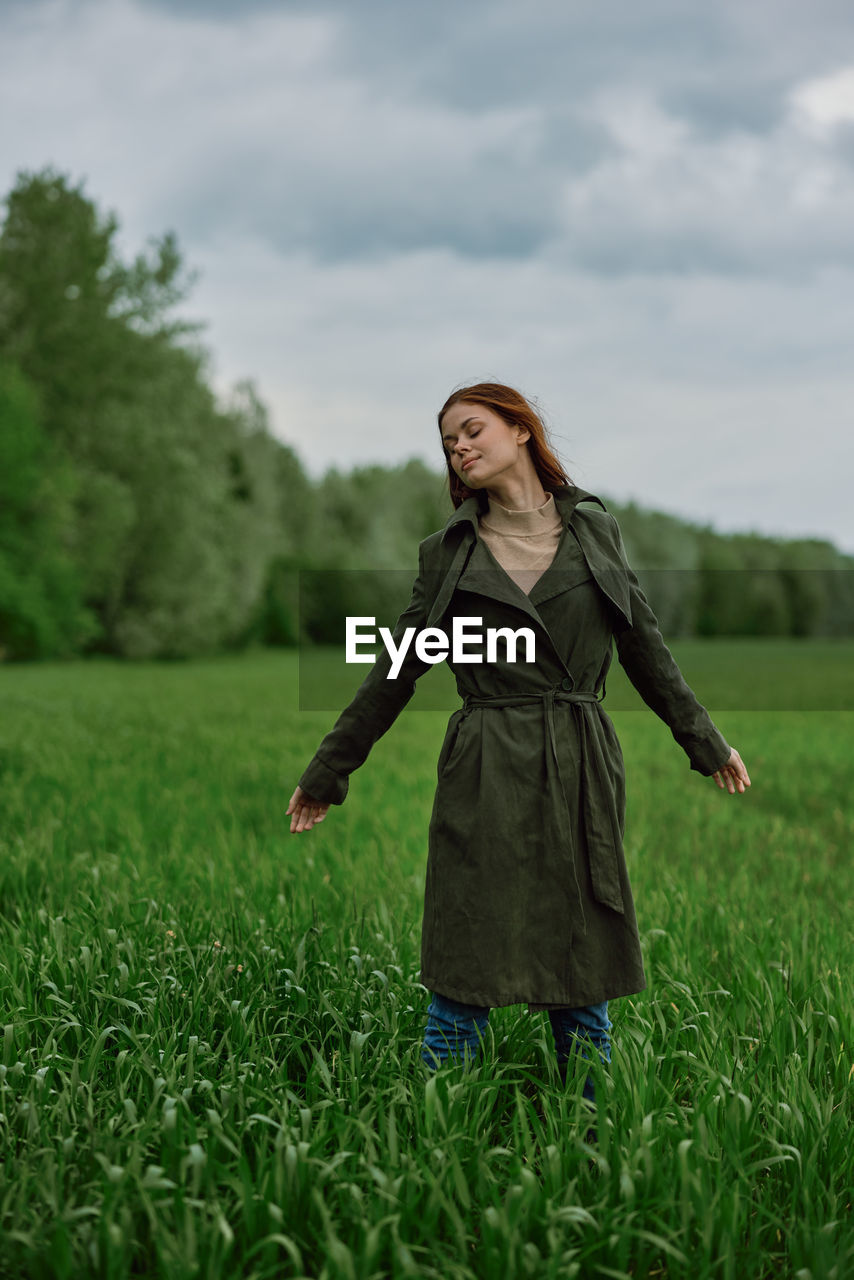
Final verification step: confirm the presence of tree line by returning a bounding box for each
[0,169,851,661]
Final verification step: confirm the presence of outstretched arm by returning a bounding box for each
[609,515,751,792]
[289,543,433,823]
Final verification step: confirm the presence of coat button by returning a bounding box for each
[561,676,573,691]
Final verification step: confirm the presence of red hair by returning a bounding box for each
[438,382,571,508]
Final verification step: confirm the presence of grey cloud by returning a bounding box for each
[129,1,854,275]
[3,0,854,549]
[171,133,559,262]
[314,0,733,113]
[659,85,784,140]
[138,0,285,16]
[9,0,854,275]
[130,0,772,118]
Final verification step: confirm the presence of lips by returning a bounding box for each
[461,457,479,472]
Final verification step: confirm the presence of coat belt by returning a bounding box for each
[460,687,626,933]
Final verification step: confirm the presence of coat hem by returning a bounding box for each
[420,972,647,1010]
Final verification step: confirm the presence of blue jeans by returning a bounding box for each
[421,992,612,1103]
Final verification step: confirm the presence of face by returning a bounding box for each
[440,402,530,490]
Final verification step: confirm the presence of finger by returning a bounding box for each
[731,751,751,788]
[712,771,724,790]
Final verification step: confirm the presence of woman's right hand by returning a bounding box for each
[287,785,331,833]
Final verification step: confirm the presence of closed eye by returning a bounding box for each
[443,428,481,454]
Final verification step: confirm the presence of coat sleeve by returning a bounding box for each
[297,542,434,804]
[608,515,731,775]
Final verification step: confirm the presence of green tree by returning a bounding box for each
[245,417,315,648]
[0,169,284,658]
[0,364,94,658]
[87,360,283,658]
[0,167,196,454]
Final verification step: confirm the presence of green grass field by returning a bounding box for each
[0,648,851,1279]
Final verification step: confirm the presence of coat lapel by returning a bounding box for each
[455,535,547,632]
[425,531,475,628]
[566,513,632,627]
[528,528,593,607]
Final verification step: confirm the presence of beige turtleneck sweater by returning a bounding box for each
[477,492,563,595]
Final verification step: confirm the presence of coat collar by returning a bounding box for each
[430,483,631,632]
[440,485,607,544]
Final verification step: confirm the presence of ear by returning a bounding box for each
[515,424,531,445]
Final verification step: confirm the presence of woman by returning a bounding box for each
[288,383,750,1100]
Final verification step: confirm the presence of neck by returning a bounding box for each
[483,477,548,510]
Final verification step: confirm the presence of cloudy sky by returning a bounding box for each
[2,0,854,550]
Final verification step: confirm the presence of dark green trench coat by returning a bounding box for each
[298,485,731,1009]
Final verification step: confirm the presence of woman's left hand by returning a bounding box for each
[712,748,751,794]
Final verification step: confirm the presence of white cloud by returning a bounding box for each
[790,64,854,135]
[1,0,553,260]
